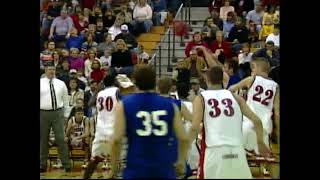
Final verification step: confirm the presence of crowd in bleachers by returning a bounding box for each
[173,0,279,100]
[40,0,179,168]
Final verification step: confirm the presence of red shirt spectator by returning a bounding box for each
[71,13,89,33]
[185,32,209,57]
[209,31,232,59]
[90,60,105,82]
[81,0,96,10]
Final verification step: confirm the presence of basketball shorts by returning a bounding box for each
[198,146,252,179]
[242,119,270,154]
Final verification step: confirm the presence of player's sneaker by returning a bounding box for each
[82,160,89,169]
[53,159,63,168]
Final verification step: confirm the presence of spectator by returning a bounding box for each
[268,65,280,85]
[202,17,220,42]
[135,44,150,64]
[66,27,85,49]
[259,4,276,41]
[228,16,250,44]
[238,43,253,64]
[97,33,116,57]
[234,0,255,16]
[228,16,250,53]
[89,6,103,24]
[68,48,85,71]
[132,0,153,35]
[84,80,98,117]
[100,48,112,67]
[111,39,134,76]
[100,0,113,12]
[108,15,124,40]
[67,98,85,121]
[70,12,89,33]
[252,41,280,67]
[69,69,87,90]
[208,0,223,13]
[47,1,62,18]
[52,51,63,68]
[103,9,116,28]
[90,60,106,82]
[81,0,96,10]
[185,32,209,57]
[184,50,207,78]
[68,78,85,108]
[152,0,168,26]
[76,69,88,89]
[57,59,71,84]
[201,29,215,48]
[187,78,205,102]
[81,33,98,51]
[210,9,223,30]
[49,9,74,43]
[222,11,236,39]
[220,0,235,21]
[84,49,101,78]
[246,2,264,32]
[83,8,91,22]
[118,4,133,25]
[95,19,107,43]
[224,60,241,88]
[209,31,233,63]
[41,41,56,65]
[172,59,190,83]
[265,23,279,48]
[114,24,138,50]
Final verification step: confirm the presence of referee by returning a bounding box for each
[40,62,71,172]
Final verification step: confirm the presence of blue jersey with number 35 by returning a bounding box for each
[122,92,177,168]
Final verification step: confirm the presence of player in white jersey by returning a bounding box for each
[83,69,120,179]
[229,57,280,178]
[189,66,270,179]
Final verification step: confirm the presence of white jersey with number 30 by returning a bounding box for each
[201,90,243,147]
[246,76,278,134]
[95,86,119,138]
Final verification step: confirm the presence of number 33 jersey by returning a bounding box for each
[246,76,278,134]
[122,92,177,167]
[201,90,243,147]
[96,86,119,138]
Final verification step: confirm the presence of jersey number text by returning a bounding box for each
[252,85,274,106]
[97,96,114,111]
[208,98,235,118]
[136,110,168,136]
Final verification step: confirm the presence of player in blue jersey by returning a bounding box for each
[109,65,189,179]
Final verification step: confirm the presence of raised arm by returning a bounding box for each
[228,76,254,93]
[273,86,280,143]
[188,95,204,144]
[233,93,270,156]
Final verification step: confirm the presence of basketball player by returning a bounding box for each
[158,77,194,178]
[83,69,120,179]
[189,66,270,179]
[229,57,280,178]
[109,65,189,179]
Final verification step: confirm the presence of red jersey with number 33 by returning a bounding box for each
[246,76,278,134]
[201,90,243,147]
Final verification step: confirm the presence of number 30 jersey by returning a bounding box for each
[122,92,177,167]
[246,76,278,134]
[201,90,243,147]
[96,86,119,138]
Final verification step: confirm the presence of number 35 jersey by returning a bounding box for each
[96,86,119,138]
[201,90,243,147]
[122,92,177,167]
[246,76,278,134]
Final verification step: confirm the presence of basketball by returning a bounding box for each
[173,20,189,36]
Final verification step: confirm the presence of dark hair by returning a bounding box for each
[133,64,156,90]
[226,60,239,74]
[158,77,172,94]
[206,66,224,85]
[177,82,190,99]
[266,4,275,13]
[75,107,84,113]
[104,68,117,87]
[274,24,280,30]
[69,78,80,93]
[266,41,275,46]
